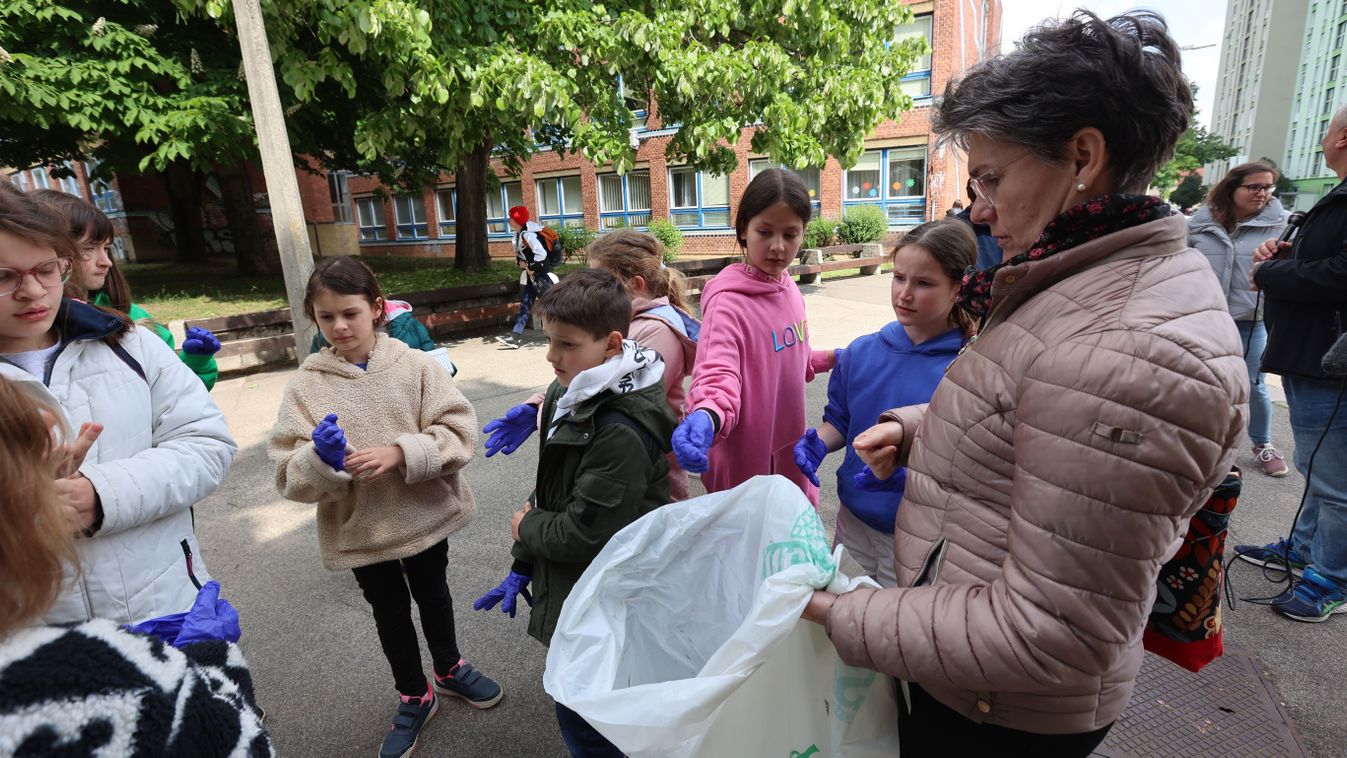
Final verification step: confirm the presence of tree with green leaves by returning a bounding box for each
[0,1,281,271]
[186,0,927,268]
[1167,172,1204,210]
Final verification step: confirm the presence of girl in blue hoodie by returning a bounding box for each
[794,220,976,586]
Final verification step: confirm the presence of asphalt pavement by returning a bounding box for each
[197,273,1343,757]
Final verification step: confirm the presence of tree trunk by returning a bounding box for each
[215,163,276,275]
[165,160,207,264]
[455,141,493,270]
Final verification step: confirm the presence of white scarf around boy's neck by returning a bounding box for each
[547,339,664,439]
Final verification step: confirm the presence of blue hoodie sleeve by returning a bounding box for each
[822,344,851,435]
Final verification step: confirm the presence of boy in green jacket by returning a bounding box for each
[476,269,675,756]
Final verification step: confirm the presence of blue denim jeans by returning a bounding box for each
[555,702,624,758]
[1286,376,1347,588]
[511,281,537,335]
[1236,320,1272,446]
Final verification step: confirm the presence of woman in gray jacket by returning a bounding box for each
[1189,162,1289,476]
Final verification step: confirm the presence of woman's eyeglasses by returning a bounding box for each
[0,257,74,297]
[968,150,1035,210]
[1239,183,1276,195]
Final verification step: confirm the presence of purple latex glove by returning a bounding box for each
[473,571,533,618]
[483,403,539,457]
[793,428,828,487]
[853,466,908,494]
[125,580,241,648]
[312,413,347,472]
[672,410,715,473]
[182,326,222,355]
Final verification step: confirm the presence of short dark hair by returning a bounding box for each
[1204,161,1279,232]
[303,256,386,326]
[537,269,630,340]
[933,10,1191,193]
[734,168,812,249]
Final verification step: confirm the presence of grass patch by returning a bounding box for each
[819,264,893,281]
[125,257,580,321]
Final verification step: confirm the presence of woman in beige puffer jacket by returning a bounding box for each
[804,12,1249,756]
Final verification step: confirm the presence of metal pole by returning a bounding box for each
[231,0,315,360]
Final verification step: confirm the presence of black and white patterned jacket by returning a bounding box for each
[0,619,273,757]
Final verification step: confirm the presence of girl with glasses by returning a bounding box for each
[0,182,237,629]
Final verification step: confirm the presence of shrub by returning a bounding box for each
[803,217,838,249]
[647,218,684,263]
[837,205,888,244]
[556,225,599,263]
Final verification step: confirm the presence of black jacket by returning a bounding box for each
[1255,178,1347,380]
[510,379,676,646]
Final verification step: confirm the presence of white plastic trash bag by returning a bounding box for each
[544,475,901,757]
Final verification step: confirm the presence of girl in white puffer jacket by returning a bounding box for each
[0,184,236,625]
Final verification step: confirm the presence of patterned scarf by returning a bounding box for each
[956,194,1171,319]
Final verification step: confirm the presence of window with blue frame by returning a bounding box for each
[355,197,389,241]
[436,188,456,238]
[486,180,524,236]
[537,176,585,228]
[894,15,933,99]
[749,160,822,208]
[843,147,927,226]
[597,171,652,229]
[393,195,429,239]
[668,168,730,229]
[83,159,120,212]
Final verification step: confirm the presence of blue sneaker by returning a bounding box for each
[1273,567,1347,623]
[1233,537,1307,577]
[379,684,438,758]
[432,659,503,709]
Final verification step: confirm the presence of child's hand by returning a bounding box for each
[510,502,532,542]
[348,445,405,481]
[483,402,539,457]
[853,420,904,481]
[672,410,716,473]
[182,326,222,356]
[311,414,348,472]
[473,571,533,618]
[793,428,828,487]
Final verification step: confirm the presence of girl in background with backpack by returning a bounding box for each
[482,229,701,500]
[497,205,561,349]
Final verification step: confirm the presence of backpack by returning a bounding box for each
[536,226,566,268]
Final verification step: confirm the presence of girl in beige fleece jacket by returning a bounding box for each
[269,257,500,758]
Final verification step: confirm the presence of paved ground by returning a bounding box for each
[198,274,1342,757]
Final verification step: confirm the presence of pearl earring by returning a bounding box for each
[1076,182,1087,191]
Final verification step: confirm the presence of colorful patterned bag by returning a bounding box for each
[1143,467,1241,672]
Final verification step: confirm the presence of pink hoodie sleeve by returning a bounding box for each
[686,292,746,437]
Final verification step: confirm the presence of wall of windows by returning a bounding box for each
[355,197,388,241]
[669,167,730,228]
[597,171,652,228]
[748,160,822,208]
[536,175,585,227]
[393,196,428,239]
[894,15,933,99]
[486,180,524,236]
[436,188,456,238]
[843,147,927,225]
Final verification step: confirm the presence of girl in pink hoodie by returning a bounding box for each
[672,169,834,505]
[586,229,699,500]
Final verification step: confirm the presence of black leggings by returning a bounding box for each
[351,540,462,696]
[896,681,1113,757]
